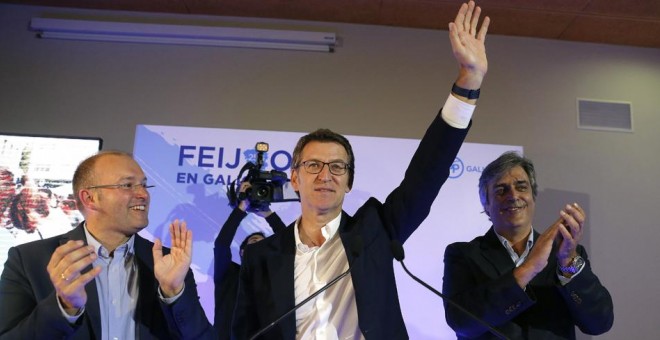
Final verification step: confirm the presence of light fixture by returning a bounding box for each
[30,17,337,52]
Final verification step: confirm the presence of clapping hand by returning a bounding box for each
[47,240,101,315]
[153,219,193,297]
[556,203,585,266]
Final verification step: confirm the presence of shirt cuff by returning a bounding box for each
[57,297,85,324]
[158,283,186,304]
[442,93,476,129]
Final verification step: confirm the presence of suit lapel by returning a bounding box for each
[337,211,356,259]
[85,279,102,339]
[266,225,296,339]
[133,235,158,338]
[62,223,102,338]
[479,227,516,276]
[63,225,160,338]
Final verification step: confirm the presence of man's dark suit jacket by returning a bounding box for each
[214,207,286,340]
[443,227,614,339]
[232,112,469,340]
[0,223,215,339]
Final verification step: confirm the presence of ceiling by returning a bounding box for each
[5,0,660,49]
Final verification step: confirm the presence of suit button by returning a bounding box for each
[571,291,583,304]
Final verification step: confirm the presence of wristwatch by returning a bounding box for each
[558,255,585,275]
[451,83,480,100]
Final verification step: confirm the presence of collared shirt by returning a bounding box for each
[494,227,535,268]
[293,213,363,340]
[288,94,474,339]
[57,225,185,338]
[85,226,139,340]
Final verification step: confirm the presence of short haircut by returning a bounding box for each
[291,129,355,189]
[478,151,538,209]
[72,150,133,213]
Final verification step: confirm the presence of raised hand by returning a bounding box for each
[556,203,586,266]
[449,1,490,89]
[237,181,250,212]
[47,240,101,315]
[153,219,193,297]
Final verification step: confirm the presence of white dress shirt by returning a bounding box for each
[290,94,475,339]
[293,213,363,340]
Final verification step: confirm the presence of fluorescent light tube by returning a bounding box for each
[30,17,337,52]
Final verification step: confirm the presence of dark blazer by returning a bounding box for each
[0,223,215,339]
[232,112,469,340]
[443,227,614,339]
[214,208,286,340]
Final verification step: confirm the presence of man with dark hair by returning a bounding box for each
[442,151,614,339]
[214,181,286,340]
[0,150,215,339]
[239,232,266,252]
[233,2,490,338]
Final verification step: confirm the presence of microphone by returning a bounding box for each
[248,236,363,340]
[390,239,510,340]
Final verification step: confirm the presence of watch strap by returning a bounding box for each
[559,255,585,274]
[451,83,480,100]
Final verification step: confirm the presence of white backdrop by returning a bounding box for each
[133,124,521,339]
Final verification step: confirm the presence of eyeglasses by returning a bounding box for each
[297,160,351,176]
[86,183,155,191]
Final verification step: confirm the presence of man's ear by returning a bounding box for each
[79,189,97,211]
[290,169,300,192]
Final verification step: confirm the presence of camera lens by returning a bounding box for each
[255,185,270,198]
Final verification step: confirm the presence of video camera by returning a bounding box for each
[227,142,295,212]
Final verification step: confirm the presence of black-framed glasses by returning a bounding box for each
[298,160,350,175]
[86,183,155,191]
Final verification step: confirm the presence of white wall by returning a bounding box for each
[2,3,659,339]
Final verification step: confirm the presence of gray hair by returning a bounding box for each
[478,151,538,209]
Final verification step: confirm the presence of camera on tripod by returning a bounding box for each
[227,142,293,212]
